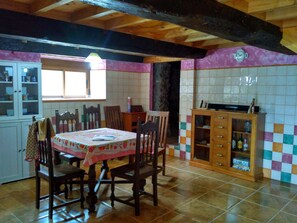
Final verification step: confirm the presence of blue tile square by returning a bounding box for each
[283,134,294,145]
[263,150,272,160]
[174,145,180,151]
[180,122,187,130]
[293,145,297,155]
[281,172,291,184]
[186,145,191,152]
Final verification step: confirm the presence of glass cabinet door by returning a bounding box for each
[230,116,252,173]
[0,63,17,119]
[18,64,40,117]
[193,114,211,162]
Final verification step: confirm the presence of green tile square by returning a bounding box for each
[281,172,291,184]
[180,122,187,130]
[263,150,272,160]
[186,145,191,152]
[283,134,294,145]
[294,145,297,155]
[174,145,180,151]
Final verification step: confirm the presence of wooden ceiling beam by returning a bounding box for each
[281,27,297,53]
[104,15,150,29]
[71,6,115,22]
[30,0,74,14]
[0,36,144,62]
[0,9,206,59]
[266,5,297,21]
[247,0,296,13]
[80,0,294,55]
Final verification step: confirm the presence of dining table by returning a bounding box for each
[51,127,137,212]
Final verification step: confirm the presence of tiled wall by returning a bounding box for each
[176,47,297,185]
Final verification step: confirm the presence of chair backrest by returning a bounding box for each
[145,111,169,149]
[83,104,101,130]
[104,106,124,130]
[36,118,54,178]
[55,109,79,133]
[135,119,160,174]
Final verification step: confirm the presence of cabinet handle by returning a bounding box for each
[217,126,224,129]
[216,162,223,166]
[217,116,224,119]
[14,90,17,93]
[216,144,223,148]
[18,149,22,152]
[23,149,26,152]
[217,135,223,138]
[18,90,21,93]
[217,153,223,157]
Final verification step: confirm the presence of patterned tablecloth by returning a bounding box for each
[52,128,137,167]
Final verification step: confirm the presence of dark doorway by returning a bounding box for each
[153,61,180,144]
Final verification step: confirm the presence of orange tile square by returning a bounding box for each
[186,130,191,138]
[169,148,175,157]
[272,142,283,152]
[263,168,271,178]
[180,136,186,144]
[292,165,297,175]
[274,123,284,134]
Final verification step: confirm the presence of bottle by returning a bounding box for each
[127,96,132,112]
[243,137,249,151]
[237,134,243,150]
[247,98,255,114]
[244,120,251,133]
[231,132,237,150]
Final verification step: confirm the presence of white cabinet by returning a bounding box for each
[0,121,35,184]
[0,61,42,120]
[0,60,41,184]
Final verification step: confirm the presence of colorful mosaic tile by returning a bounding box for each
[264,132,273,142]
[273,142,283,152]
[281,172,291,184]
[294,125,297,135]
[284,134,294,144]
[180,151,186,160]
[186,145,191,153]
[272,161,282,171]
[186,115,192,123]
[180,122,187,130]
[186,130,191,138]
[293,146,297,155]
[274,123,284,134]
[263,150,272,160]
[282,153,293,164]
[292,165,297,175]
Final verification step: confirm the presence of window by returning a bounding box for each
[41,69,106,100]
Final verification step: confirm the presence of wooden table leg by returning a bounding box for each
[86,164,98,212]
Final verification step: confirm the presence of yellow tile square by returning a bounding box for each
[272,142,283,152]
[263,168,271,178]
[180,136,186,144]
[169,148,175,157]
[186,130,191,138]
[274,123,284,134]
[292,165,297,175]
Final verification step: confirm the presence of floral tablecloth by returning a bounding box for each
[52,128,137,167]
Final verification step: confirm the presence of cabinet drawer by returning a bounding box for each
[213,141,229,150]
[213,157,228,168]
[213,114,228,125]
[213,128,228,140]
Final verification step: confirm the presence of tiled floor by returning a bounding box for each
[1,156,297,222]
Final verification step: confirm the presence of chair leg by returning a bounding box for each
[35,176,40,209]
[49,182,54,219]
[110,175,115,207]
[152,174,158,206]
[134,181,140,216]
[80,175,84,209]
[162,152,166,176]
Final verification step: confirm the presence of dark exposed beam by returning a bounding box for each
[0,37,144,62]
[80,0,295,55]
[0,9,207,59]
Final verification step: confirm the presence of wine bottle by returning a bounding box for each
[231,132,237,150]
[237,134,243,150]
[243,137,249,151]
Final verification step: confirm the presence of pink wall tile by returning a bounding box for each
[106,60,151,73]
[0,50,40,62]
[181,59,195,70]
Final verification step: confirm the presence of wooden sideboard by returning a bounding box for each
[122,112,146,132]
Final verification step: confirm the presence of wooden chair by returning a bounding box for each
[110,119,160,216]
[35,118,85,219]
[83,104,101,130]
[146,111,169,175]
[55,109,82,190]
[104,105,124,130]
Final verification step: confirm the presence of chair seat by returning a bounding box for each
[111,163,155,180]
[39,164,85,180]
[59,152,82,163]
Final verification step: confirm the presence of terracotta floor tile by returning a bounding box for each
[246,191,290,210]
[282,200,297,215]
[197,190,241,210]
[150,211,198,223]
[229,200,278,222]
[212,212,260,223]
[215,183,255,199]
[259,184,297,199]
[269,211,297,223]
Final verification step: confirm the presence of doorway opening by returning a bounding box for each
[152,61,180,145]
